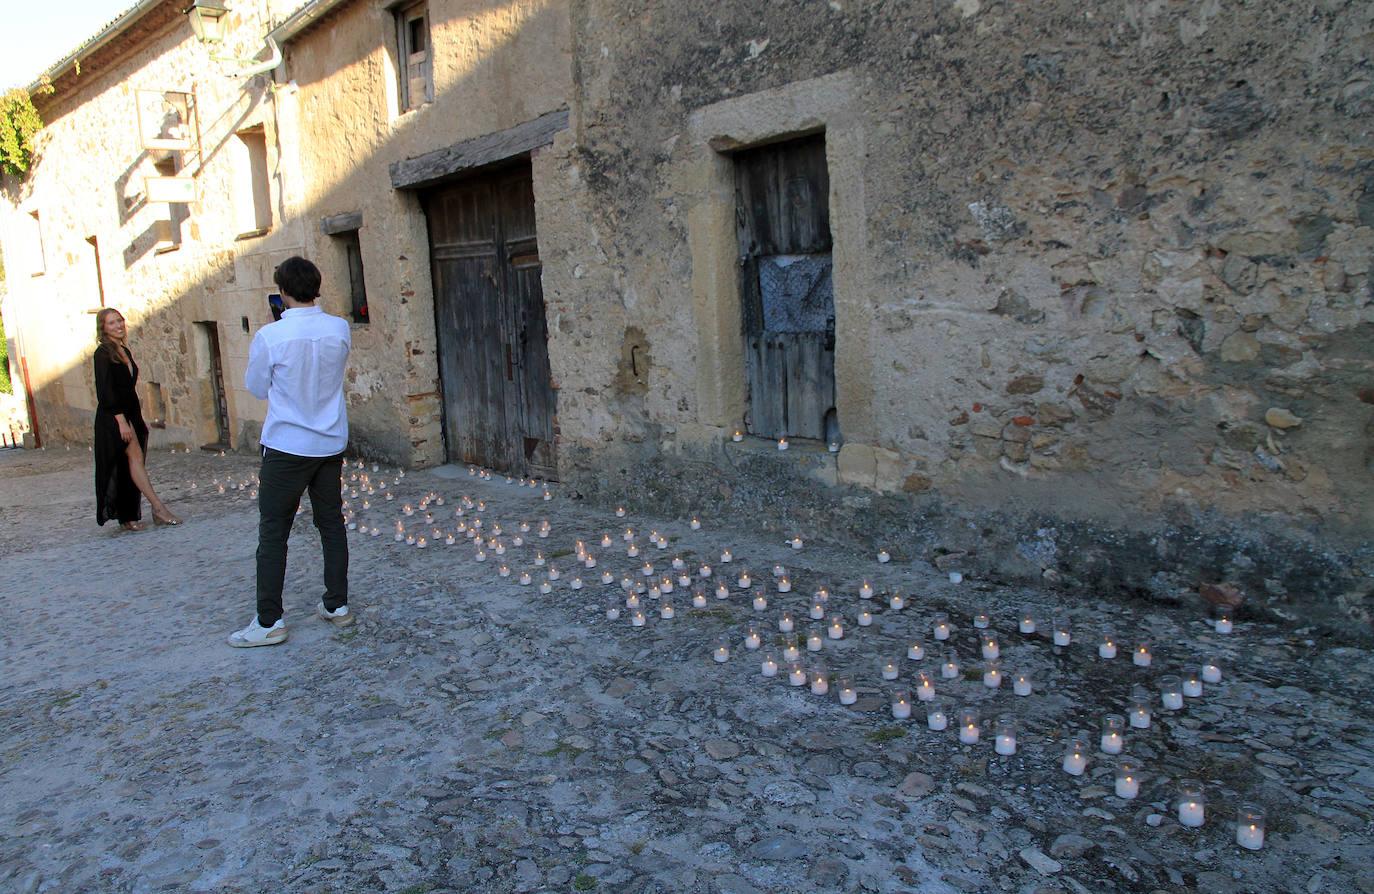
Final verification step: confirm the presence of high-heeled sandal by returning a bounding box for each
[153,512,183,526]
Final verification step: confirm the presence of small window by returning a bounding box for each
[147,381,167,428]
[331,230,370,324]
[151,156,190,252]
[396,2,432,112]
[233,127,272,237]
[86,236,106,306]
[29,211,45,276]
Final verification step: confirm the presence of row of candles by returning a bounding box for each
[319,461,1262,847]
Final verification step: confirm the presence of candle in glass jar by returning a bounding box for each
[1133,643,1152,667]
[753,592,768,611]
[535,552,547,566]
[732,430,744,442]
[737,571,752,589]
[877,549,891,564]
[892,690,912,719]
[837,675,857,705]
[1062,739,1089,776]
[744,626,762,650]
[1183,669,1203,698]
[1100,715,1125,755]
[958,708,980,744]
[788,661,807,686]
[678,573,691,588]
[1201,661,1222,684]
[497,563,510,577]
[932,612,951,641]
[776,577,791,593]
[1114,759,1140,799]
[602,571,615,585]
[809,599,826,620]
[1159,675,1184,710]
[627,544,640,558]
[692,590,707,609]
[1013,672,1032,696]
[720,549,733,564]
[698,563,712,578]
[761,651,779,677]
[809,665,829,695]
[941,652,960,679]
[658,576,674,594]
[1019,609,1036,634]
[981,633,1000,660]
[1129,688,1152,728]
[690,516,702,531]
[907,639,925,661]
[548,566,561,581]
[660,602,674,619]
[994,717,1017,755]
[715,583,730,600]
[857,608,874,627]
[916,672,935,701]
[1098,627,1117,659]
[777,438,789,451]
[949,571,963,584]
[807,628,824,652]
[782,635,800,663]
[713,637,730,663]
[606,598,621,620]
[859,580,874,599]
[881,658,900,681]
[539,581,552,594]
[983,661,1002,689]
[779,611,795,633]
[889,591,906,611]
[1178,780,1206,827]
[973,610,991,630]
[1236,805,1265,850]
[1214,610,1233,634]
[631,609,646,627]
[828,615,844,640]
[789,536,803,550]
[927,704,948,731]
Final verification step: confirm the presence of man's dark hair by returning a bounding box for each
[273,256,322,302]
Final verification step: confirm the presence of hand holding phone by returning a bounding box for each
[268,293,284,322]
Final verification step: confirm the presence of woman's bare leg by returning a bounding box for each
[125,439,177,520]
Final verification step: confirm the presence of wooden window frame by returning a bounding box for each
[396,1,433,112]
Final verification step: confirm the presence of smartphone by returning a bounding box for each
[268,293,284,322]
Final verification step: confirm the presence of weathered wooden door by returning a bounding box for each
[734,134,837,441]
[424,162,556,477]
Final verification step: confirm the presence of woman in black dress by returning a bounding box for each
[94,308,181,530]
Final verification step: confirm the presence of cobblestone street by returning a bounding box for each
[1,447,1372,894]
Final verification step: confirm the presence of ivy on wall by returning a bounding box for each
[1,85,48,178]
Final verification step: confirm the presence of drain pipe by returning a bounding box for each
[225,34,282,79]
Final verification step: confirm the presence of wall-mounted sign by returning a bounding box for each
[136,89,196,152]
[145,176,197,204]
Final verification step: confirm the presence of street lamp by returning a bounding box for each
[184,0,228,44]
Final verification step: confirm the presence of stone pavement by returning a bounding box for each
[1,447,1372,894]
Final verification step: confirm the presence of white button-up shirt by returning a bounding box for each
[245,305,351,457]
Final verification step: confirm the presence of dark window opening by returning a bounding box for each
[397,2,433,112]
[330,229,369,324]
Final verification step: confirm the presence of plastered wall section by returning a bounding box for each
[0,0,308,451]
[279,0,573,466]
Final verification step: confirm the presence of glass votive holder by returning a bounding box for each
[940,651,960,679]
[881,658,901,681]
[1129,687,1152,729]
[1201,659,1223,684]
[1019,609,1036,634]
[691,589,707,608]
[1114,758,1141,799]
[932,611,951,641]
[1012,671,1032,696]
[806,627,824,652]
[1062,737,1089,776]
[760,650,780,678]
[827,614,845,640]
[1177,779,1206,827]
[712,636,731,663]
[892,689,912,719]
[778,611,795,632]
[859,580,874,599]
[907,639,925,660]
[958,707,981,744]
[927,702,949,730]
[605,597,621,621]
[753,592,769,611]
[630,608,646,627]
[1053,617,1072,646]
[857,607,874,627]
[982,660,1002,689]
[809,663,830,696]
[736,571,752,589]
[1098,626,1117,659]
[915,672,936,701]
[1100,714,1125,754]
[1133,642,1152,667]
[1159,675,1184,710]
[659,600,675,620]
[809,599,826,620]
[837,675,857,705]
[1182,668,1204,697]
[889,591,906,610]
[782,634,800,662]
[1213,607,1234,634]
[1236,804,1265,850]
[981,633,1000,660]
[994,716,1017,755]
[973,609,991,630]
[744,626,762,650]
[715,583,730,600]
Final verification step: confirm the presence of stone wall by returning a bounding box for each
[544,0,1374,629]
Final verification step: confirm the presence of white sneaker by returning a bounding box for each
[228,617,288,648]
[317,602,354,627]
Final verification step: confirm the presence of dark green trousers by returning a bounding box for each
[255,447,348,626]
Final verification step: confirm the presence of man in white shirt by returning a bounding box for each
[229,257,353,647]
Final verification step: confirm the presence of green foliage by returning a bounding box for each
[573,875,597,891]
[0,312,10,394]
[1,86,47,177]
